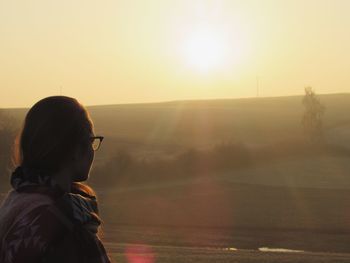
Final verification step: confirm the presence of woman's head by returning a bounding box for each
[14,96,95,182]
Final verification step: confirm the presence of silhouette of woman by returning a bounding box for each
[0,96,111,263]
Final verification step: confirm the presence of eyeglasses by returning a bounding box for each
[90,136,104,151]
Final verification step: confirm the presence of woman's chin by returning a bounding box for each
[73,172,89,182]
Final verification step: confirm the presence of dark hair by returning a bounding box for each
[11,96,104,238]
[14,96,93,171]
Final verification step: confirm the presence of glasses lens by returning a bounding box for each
[92,138,100,151]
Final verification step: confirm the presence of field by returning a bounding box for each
[2,93,350,262]
[106,243,350,263]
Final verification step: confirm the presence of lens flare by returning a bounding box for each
[125,244,155,263]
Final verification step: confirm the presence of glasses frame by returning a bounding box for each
[90,136,104,151]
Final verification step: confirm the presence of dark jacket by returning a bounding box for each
[0,185,112,263]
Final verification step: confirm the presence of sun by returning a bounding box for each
[183,28,229,73]
[180,25,250,74]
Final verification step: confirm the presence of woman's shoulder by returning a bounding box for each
[0,188,56,234]
[0,187,55,208]
[0,196,69,263]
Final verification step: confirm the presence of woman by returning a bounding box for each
[0,96,112,263]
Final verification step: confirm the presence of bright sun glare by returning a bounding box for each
[183,28,228,73]
[182,25,249,74]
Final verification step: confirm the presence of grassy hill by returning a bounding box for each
[5,93,350,149]
[2,93,350,253]
[3,93,350,190]
[2,93,349,175]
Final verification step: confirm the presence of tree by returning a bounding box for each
[302,87,326,142]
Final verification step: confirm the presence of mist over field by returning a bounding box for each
[1,93,350,262]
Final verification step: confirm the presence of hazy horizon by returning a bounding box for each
[1,91,349,109]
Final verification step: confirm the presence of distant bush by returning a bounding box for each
[176,148,202,174]
[90,141,253,188]
[89,148,135,187]
[89,135,350,188]
[210,141,252,170]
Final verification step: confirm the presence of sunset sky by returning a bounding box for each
[1,0,350,108]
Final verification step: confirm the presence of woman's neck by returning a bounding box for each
[51,167,73,193]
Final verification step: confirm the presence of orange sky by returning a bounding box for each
[1,0,350,108]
